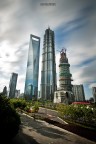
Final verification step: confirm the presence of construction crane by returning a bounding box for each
[56,48,67,53]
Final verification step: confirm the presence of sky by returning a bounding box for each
[0,0,96,100]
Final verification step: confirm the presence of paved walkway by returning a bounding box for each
[39,107,58,117]
[38,107,67,124]
[11,113,95,144]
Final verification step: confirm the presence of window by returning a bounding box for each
[48,61,52,70]
[56,93,58,99]
[48,52,52,60]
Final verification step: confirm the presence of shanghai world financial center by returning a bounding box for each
[24,34,40,100]
[25,28,56,100]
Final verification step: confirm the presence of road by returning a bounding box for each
[11,113,95,144]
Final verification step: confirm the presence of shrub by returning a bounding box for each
[0,95,21,142]
[24,105,30,112]
[10,98,27,109]
[56,103,96,127]
[33,101,39,112]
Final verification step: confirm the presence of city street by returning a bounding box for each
[11,113,95,144]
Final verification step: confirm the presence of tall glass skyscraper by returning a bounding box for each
[9,73,18,98]
[24,34,40,100]
[41,28,56,100]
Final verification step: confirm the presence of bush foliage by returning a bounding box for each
[56,103,96,127]
[0,95,21,141]
[10,98,27,109]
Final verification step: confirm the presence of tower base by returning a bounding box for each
[54,90,74,104]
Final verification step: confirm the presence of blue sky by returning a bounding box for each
[0,0,96,99]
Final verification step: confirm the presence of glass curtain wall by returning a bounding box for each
[24,34,40,100]
[41,28,56,100]
[9,73,18,98]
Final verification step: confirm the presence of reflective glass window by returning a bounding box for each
[48,60,52,70]
[48,52,52,60]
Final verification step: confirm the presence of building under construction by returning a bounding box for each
[59,49,73,91]
[54,49,74,104]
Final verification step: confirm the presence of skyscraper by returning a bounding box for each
[9,73,18,98]
[24,34,40,100]
[92,87,96,102]
[2,86,7,96]
[72,84,85,101]
[41,27,56,100]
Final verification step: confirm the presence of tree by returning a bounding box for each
[89,97,94,103]
[0,94,21,142]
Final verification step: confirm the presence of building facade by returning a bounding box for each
[72,84,85,101]
[59,49,73,91]
[9,73,18,98]
[54,90,73,104]
[24,34,40,100]
[41,27,56,101]
[92,87,96,102]
[2,86,7,96]
[15,90,20,98]
[54,49,74,104]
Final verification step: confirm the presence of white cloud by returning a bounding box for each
[89,83,96,89]
[0,0,96,100]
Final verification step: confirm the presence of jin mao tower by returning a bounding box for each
[41,28,56,100]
